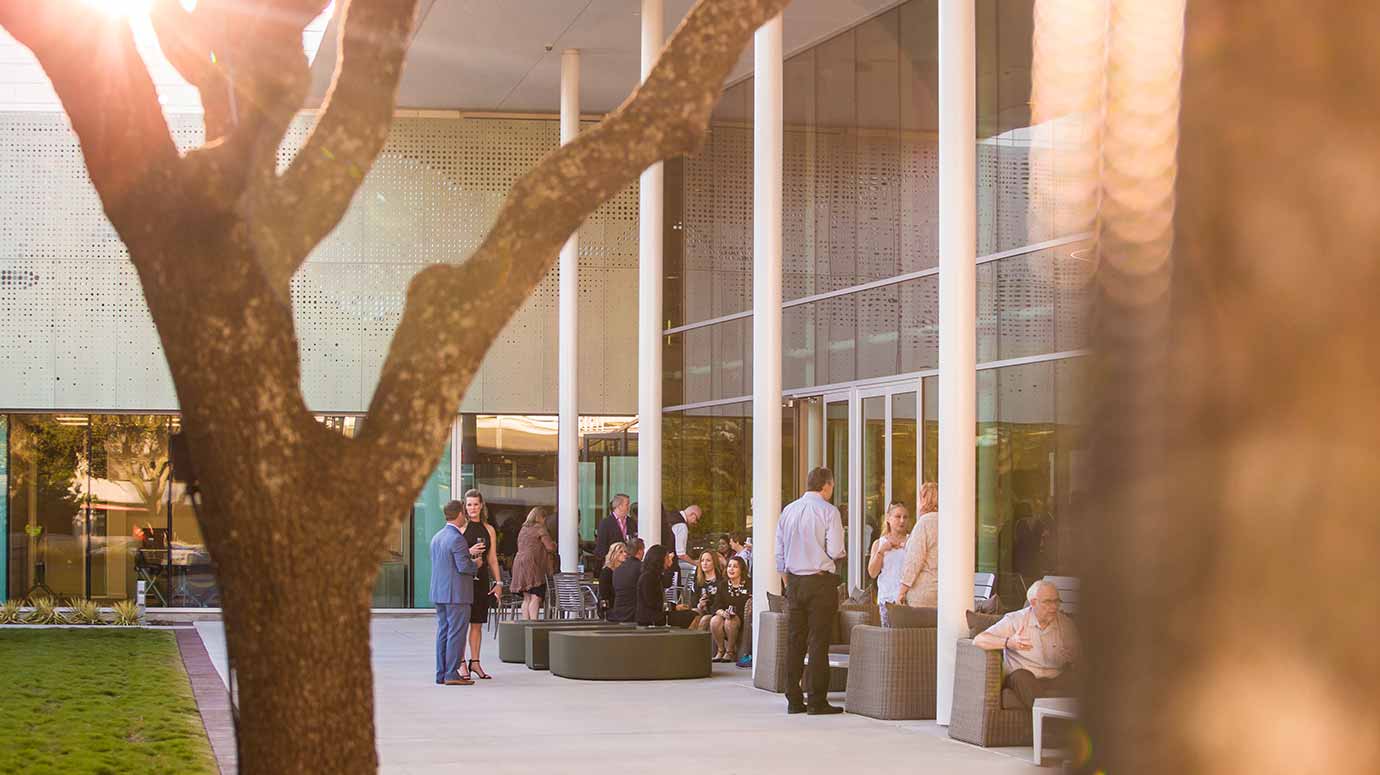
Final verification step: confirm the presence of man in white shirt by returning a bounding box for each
[774,467,846,715]
[974,579,1080,708]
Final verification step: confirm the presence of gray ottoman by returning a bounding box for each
[549,628,712,680]
[526,624,631,670]
[498,620,610,663]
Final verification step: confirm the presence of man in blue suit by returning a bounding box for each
[432,499,485,685]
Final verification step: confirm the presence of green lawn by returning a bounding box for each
[0,629,216,775]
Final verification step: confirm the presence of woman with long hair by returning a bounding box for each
[868,501,912,604]
[510,506,556,620]
[708,556,751,662]
[599,542,627,619]
[460,489,501,679]
[899,482,940,607]
[689,550,724,630]
[636,544,673,627]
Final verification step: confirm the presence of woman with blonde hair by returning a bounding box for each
[868,501,911,604]
[689,550,725,630]
[460,489,501,679]
[598,542,628,619]
[510,506,556,620]
[898,482,940,607]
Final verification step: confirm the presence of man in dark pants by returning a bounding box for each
[775,467,847,715]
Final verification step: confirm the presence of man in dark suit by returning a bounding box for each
[431,499,486,685]
[607,537,645,623]
[593,493,635,567]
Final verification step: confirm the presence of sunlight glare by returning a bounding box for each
[82,0,155,17]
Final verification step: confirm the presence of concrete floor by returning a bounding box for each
[194,618,1054,775]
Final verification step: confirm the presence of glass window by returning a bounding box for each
[8,414,97,602]
[860,396,886,584]
[891,391,919,521]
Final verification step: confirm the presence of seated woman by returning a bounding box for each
[599,542,627,620]
[689,550,724,630]
[708,556,751,662]
[636,545,674,627]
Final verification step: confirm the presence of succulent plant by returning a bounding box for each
[112,599,141,626]
[25,596,60,624]
[66,598,104,625]
[0,600,21,624]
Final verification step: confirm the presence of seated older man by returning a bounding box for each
[974,579,1080,708]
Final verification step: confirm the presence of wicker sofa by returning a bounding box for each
[948,638,1065,747]
[753,605,877,693]
[843,623,938,720]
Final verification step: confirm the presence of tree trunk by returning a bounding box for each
[224,570,379,774]
[1084,3,1380,773]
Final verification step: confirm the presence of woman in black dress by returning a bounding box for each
[709,556,751,662]
[636,545,674,627]
[461,489,502,680]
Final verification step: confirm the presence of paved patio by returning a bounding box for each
[194,618,1050,774]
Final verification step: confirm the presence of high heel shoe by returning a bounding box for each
[468,659,492,679]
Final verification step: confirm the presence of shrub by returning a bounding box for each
[112,599,141,626]
[67,598,104,625]
[0,600,20,624]
[25,597,60,624]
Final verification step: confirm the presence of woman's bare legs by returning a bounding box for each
[724,616,742,658]
[522,593,541,620]
[710,613,727,658]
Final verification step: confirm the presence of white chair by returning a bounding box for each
[973,572,996,607]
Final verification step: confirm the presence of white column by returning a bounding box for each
[558,48,581,572]
[637,0,665,548]
[750,13,783,674]
[937,0,977,726]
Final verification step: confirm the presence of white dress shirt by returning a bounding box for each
[980,607,1081,679]
[672,517,689,558]
[775,491,846,576]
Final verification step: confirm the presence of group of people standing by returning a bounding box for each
[430,490,504,686]
[867,481,940,608]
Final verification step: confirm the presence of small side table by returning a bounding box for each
[1031,697,1078,765]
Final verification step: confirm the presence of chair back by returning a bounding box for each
[973,572,996,602]
[1041,575,1080,614]
[551,572,591,618]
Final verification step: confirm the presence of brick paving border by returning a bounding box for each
[175,627,238,774]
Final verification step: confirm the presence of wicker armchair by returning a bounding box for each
[843,624,937,720]
[948,638,1063,747]
[752,606,877,693]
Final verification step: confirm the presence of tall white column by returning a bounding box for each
[750,13,783,675]
[558,48,581,572]
[637,0,665,548]
[936,0,977,726]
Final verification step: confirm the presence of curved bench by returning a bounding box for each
[526,624,631,670]
[549,628,712,680]
[498,620,614,663]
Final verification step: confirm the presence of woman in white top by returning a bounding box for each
[868,501,911,604]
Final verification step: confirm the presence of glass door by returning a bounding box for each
[823,394,852,586]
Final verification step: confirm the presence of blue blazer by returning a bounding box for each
[430,522,477,605]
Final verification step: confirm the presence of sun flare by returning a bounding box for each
[81,0,156,18]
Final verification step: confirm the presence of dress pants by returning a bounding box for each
[785,572,838,708]
[435,603,471,683]
[1005,668,1077,708]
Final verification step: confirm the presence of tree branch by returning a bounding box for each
[0,0,179,229]
[149,0,234,139]
[357,0,791,522]
[257,0,421,293]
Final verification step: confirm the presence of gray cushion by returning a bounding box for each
[766,591,786,613]
[881,604,938,629]
[966,610,1003,638]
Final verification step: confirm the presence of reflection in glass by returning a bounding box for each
[861,396,886,589]
[825,400,850,586]
[891,391,919,521]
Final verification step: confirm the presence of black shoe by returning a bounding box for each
[787,701,808,715]
[806,704,844,715]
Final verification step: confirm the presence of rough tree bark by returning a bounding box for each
[0,0,792,772]
[1084,2,1380,773]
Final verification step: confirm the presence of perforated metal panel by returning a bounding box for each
[0,112,639,414]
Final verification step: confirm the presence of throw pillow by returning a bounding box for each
[976,593,1002,614]
[965,610,1003,638]
[881,604,938,629]
[766,591,786,613]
